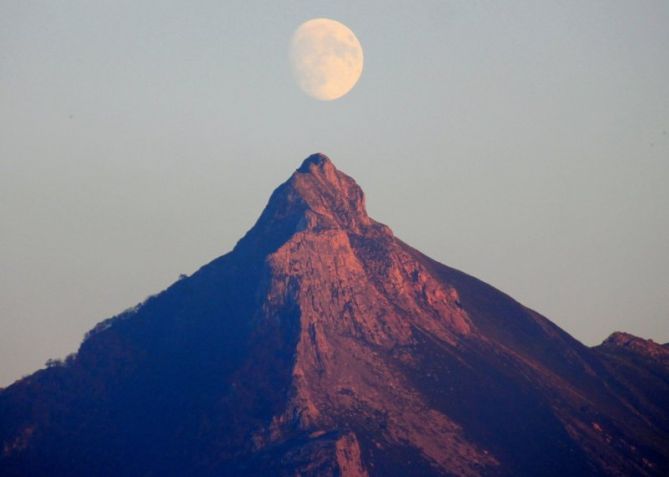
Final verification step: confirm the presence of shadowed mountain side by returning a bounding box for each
[1,154,667,476]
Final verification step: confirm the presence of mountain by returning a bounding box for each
[1,153,667,476]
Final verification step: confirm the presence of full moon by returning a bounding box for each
[290,18,364,101]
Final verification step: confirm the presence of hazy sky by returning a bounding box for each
[1,0,668,386]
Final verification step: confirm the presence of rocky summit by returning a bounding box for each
[1,153,667,476]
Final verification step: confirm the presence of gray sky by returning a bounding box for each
[1,0,668,386]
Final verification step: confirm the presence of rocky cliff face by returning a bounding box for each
[1,154,667,476]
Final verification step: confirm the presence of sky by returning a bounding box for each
[1,0,668,386]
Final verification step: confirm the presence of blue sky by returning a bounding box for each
[1,0,668,385]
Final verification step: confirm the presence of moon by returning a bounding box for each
[290,18,364,101]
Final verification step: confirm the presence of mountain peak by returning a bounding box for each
[600,331,669,364]
[237,154,391,255]
[2,152,669,476]
[286,153,394,237]
[297,152,334,173]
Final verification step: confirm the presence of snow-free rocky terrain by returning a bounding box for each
[1,154,667,476]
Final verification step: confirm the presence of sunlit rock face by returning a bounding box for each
[1,153,668,476]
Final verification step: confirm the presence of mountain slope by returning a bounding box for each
[1,153,667,476]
